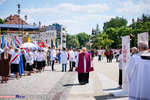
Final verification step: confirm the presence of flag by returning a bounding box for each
[13,37,17,48]
[54,37,56,45]
[38,42,45,48]
[28,36,30,42]
[2,35,4,49]
[56,38,58,48]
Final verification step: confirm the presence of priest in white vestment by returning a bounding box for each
[125,41,150,100]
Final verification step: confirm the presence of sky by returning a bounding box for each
[0,0,150,35]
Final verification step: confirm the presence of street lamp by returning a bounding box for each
[22,15,27,37]
[17,4,21,35]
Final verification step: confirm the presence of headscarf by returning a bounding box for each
[4,47,9,60]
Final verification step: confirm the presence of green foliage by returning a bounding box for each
[103,16,127,32]
[76,32,90,48]
[92,32,114,49]
[66,33,80,49]
[104,17,150,48]
[0,18,5,24]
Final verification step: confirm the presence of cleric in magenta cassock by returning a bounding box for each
[75,47,94,85]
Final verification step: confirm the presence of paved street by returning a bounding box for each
[0,57,128,100]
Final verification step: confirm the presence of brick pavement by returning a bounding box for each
[0,57,128,100]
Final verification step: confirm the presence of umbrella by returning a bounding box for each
[21,42,38,50]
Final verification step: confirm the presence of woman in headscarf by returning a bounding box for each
[0,47,12,83]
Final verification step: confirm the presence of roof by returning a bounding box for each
[4,15,28,25]
[0,24,39,30]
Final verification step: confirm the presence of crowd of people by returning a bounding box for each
[0,45,93,84]
[0,41,150,99]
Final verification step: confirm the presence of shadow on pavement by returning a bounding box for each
[63,83,80,87]
[104,87,121,91]
[94,95,128,100]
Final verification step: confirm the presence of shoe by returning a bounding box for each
[80,82,85,85]
[61,70,64,72]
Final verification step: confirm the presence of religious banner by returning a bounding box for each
[122,36,130,93]
[38,42,45,48]
[15,36,23,46]
[138,32,149,46]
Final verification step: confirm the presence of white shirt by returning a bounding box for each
[75,51,78,57]
[69,50,75,62]
[50,49,56,61]
[37,52,43,61]
[125,51,150,100]
[43,52,47,60]
[25,51,33,65]
[61,51,68,64]
[11,52,20,64]
[32,51,38,61]
[9,49,14,55]
[118,54,122,70]
[98,50,102,55]
[116,50,120,55]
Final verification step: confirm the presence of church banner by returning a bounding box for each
[138,32,149,46]
[122,36,130,93]
[15,36,23,46]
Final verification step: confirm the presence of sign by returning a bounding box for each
[138,32,149,46]
[122,36,130,93]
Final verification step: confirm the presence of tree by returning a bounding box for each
[76,32,90,48]
[103,16,127,32]
[92,32,114,49]
[66,33,80,49]
[0,18,5,24]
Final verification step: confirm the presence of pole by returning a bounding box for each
[0,28,1,48]
[22,21,23,37]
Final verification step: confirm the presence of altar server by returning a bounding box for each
[50,46,56,71]
[61,47,68,72]
[69,49,75,71]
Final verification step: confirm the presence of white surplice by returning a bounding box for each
[50,49,56,61]
[69,50,75,62]
[61,51,68,64]
[125,51,150,100]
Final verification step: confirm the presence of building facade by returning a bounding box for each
[40,23,66,49]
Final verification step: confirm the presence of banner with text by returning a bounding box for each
[122,36,130,93]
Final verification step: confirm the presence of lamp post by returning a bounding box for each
[22,15,27,37]
[17,4,21,35]
[39,21,41,33]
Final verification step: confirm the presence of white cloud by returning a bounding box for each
[22,3,109,16]
[0,0,6,5]
[45,14,116,34]
[116,0,150,14]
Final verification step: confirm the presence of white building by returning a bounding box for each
[40,23,66,49]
